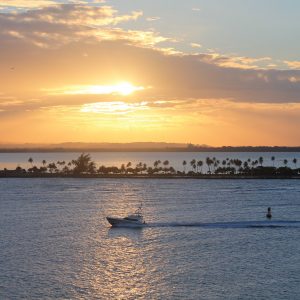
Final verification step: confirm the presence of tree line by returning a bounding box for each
[1,153,297,177]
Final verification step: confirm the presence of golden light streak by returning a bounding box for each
[44,82,145,96]
[80,101,149,114]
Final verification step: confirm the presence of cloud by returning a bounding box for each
[1,3,300,110]
[80,101,148,114]
[5,97,300,145]
[146,16,160,22]
[0,4,173,50]
[1,3,300,145]
[0,0,106,10]
[2,39,300,107]
[202,53,272,70]
[190,43,202,48]
[0,1,58,9]
[43,83,145,96]
[288,76,300,83]
[1,4,142,27]
[284,60,300,70]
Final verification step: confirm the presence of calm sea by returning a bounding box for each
[0,152,300,171]
[0,177,299,299]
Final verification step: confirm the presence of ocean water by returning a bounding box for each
[0,178,299,299]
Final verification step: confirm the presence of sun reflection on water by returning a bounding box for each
[72,181,172,299]
[93,229,151,299]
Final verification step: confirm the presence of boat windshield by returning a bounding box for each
[124,217,139,221]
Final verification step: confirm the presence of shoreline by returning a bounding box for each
[1,173,300,179]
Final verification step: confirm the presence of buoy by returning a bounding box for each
[266,207,272,219]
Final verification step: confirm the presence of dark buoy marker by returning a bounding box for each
[266,207,272,219]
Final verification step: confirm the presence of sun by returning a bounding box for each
[114,82,142,96]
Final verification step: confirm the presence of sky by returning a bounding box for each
[1,0,300,146]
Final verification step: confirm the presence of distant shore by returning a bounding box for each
[1,152,299,179]
[1,144,300,153]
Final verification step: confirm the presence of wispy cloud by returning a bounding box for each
[80,101,148,114]
[201,53,272,70]
[190,43,202,48]
[146,16,160,21]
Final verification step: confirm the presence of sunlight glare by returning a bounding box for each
[45,82,145,96]
[115,82,142,96]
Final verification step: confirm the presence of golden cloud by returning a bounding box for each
[284,60,300,70]
[0,4,172,49]
[0,0,57,9]
[202,53,272,70]
[190,43,202,48]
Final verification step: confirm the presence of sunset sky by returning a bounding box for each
[1,0,300,146]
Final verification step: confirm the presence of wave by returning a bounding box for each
[146,220,300,229]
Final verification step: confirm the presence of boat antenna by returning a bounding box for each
[136,203,143,214]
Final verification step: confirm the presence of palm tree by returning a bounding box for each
[197,160,203,173]
[190,159,196,173]
[47,163,57,173]
[143,163,147,173]
[163,160,169,173]
[42,159,47,166]
[182,160,187,173]
[163,160,169,168]
[258,157,263,167]
[292,158,297,169]
[234,159,242,171]
[136,162,143,174]
[154,160,161,168]
[120,164,126,174]
[213,159,220,173]
[212,157,217,172]
[283,159,288,167]
[28,157,33,167]
[147,167,154,175]
[271,156,275,167]
[62,166,70,174]
[88,161,96,174]
[72,153,95,174]
[206,157,213,174]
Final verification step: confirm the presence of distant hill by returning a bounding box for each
[0,142,208,152]
[0,143,299,152]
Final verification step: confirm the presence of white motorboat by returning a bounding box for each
[106,205,146,227]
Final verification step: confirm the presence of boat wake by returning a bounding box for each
[145,220,300,229]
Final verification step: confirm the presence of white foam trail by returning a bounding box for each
[145,220,300,229]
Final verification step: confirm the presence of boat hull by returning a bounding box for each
[106,217,145,227]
